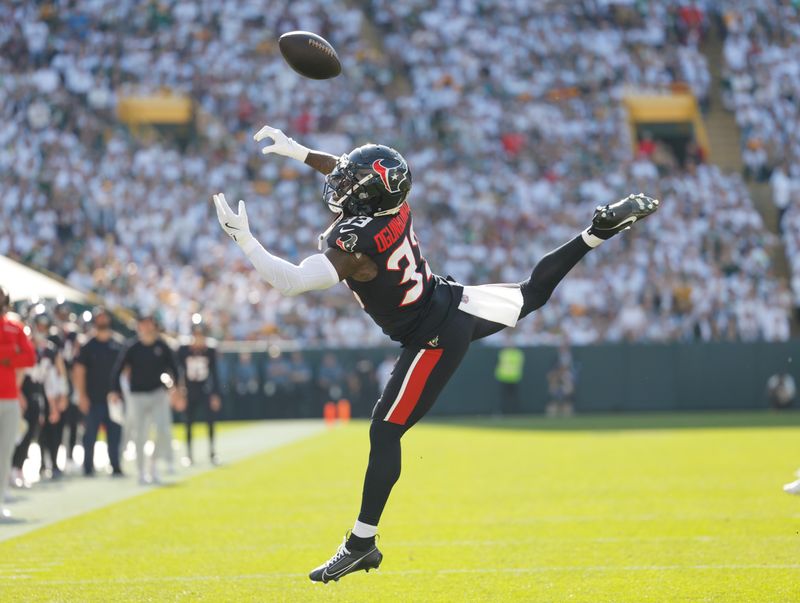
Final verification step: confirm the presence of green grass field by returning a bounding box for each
[2,412,800,602]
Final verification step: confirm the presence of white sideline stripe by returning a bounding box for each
[384,349,425,422]
[0,420,326,543]
[9,564,800,585]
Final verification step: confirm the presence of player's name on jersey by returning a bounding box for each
[374,204,410,252]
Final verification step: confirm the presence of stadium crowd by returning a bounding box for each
[719,0,800,318]
[0,0,792,344]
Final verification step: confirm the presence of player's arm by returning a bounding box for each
[253,125,338,175]
[213,193,344,296]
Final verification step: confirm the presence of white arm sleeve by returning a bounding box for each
[240,237,340,297]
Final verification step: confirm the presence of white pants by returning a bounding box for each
[0,401,21,506]
[126,390,172,476]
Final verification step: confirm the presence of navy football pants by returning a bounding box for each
[358,235,591,526]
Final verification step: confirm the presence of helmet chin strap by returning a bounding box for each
[373,203,405,217]
[318,213,344,251]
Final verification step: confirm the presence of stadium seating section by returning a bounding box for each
[0,0,795,344]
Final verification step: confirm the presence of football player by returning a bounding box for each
[177,322,222,465]
[213,125,659,583]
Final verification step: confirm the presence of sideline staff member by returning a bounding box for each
[0,286,36,519]
[73,307,123,476]
[109,314,179,485]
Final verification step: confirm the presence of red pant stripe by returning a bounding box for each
[384,349,443,425]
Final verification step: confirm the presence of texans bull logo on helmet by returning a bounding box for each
[336,233,358,252]
[372,159,408,194]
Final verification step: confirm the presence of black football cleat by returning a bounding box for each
[309,535,383,583]
[589,193,659,239]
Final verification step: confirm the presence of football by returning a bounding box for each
[278,31,341,80]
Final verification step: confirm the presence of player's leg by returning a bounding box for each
[152,390,173,480]
[82,404,101,476]
[128,393,150,483]
[473,193,660,339]
[50,413,64,476]
[37,400,58,477]
[98,400,123,476]
[185,396,196,463]
[0,403,21,514]
[207,401,217,463]
[309,310,475,583]
[12,402,39,483]
[105,410,123,476]
[518,234,593,319]
[65,404,79,463]
[469,235,599,342]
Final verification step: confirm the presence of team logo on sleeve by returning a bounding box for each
[372,159,408,193]
[336,233,358,252]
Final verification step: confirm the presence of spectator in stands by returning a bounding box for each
[770,163,793,234]
[0,0,789,346]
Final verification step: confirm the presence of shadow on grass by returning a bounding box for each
[426,410,800,432]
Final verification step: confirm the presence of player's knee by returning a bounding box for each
[369,419,403,448]
[519,278,552,315]
[368,420,403,477]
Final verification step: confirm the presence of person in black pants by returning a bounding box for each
[31,313,68,479]
[73,307,123,477]
[177,323,221,465]
[109,314,180,485]
[12,316,65,481]
[11,372,42,488]
[52,314,82,470]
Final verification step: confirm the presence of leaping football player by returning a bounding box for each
[212,124,659,583]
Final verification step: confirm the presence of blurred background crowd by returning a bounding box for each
[0,0,797,346]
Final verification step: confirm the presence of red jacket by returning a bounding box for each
[0,315,36,399]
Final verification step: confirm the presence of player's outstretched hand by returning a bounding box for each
[253,124,310,162]
[213,193,252,246]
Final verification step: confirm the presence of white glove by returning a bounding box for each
[253,125,310,162]
[212,194,339,297]
[213,193,256,251]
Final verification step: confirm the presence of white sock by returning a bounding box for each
[352,520,378,539]
[581,228,604,248]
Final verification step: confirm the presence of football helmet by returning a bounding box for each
[323,144,412,216]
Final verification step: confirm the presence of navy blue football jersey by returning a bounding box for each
[326,203,448,343]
